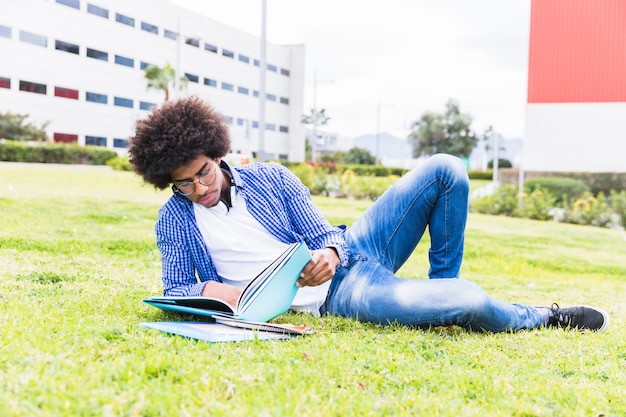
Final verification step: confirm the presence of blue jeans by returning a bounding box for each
[320,154,544,332]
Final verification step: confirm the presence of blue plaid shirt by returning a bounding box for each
[155,161,350,296]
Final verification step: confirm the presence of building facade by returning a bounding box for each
[524,0,626,172]
[0,0,306,161]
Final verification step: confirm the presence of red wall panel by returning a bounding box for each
[528,0,626,103]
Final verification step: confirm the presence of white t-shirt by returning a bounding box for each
[193,188,330,316]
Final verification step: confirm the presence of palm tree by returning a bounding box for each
[143,62,188,101]
[301,108,331,162]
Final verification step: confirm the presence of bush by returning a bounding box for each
[524,177,589,203]
[519,189,557,221]
[470,184,519,216]
[488,158,512,169]
[468,170,493,180]
[0,141,117,165]
[106,156,132,171]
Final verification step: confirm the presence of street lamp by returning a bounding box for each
[257,0,267,162]
[311,68,334,162]
[376,100,394,165]
[174,18,202,100]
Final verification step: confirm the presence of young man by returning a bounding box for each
[129,96,609,332]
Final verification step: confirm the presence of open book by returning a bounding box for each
[143,241,311,323]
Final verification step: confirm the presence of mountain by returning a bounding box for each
[352,132,412,160]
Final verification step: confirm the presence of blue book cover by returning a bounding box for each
[143,241,312,323]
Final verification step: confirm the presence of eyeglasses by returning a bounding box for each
[173,167,218,196]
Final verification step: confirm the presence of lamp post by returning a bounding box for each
[376,100,394,165]
[174,18,202,100]
[311,68,333,162]
[257,0,267,162]
[174,18,182,98]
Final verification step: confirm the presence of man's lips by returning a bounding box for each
[197,190,218,205]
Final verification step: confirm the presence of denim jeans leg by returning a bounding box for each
[323,154,544,332]
[326,261,543,331]
[346,153,469,277]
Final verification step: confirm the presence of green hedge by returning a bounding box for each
[499,169,626,195]
[468,170,493,180]
[524,176,589,203]
[0,141,117,165]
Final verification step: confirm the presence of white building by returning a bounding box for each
[0,0,306,161]
[524,0,626,173]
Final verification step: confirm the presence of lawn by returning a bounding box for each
[1,162,625,417]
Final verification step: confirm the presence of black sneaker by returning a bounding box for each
[547,303,609,331]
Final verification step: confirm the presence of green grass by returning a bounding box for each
[1,162,625,417]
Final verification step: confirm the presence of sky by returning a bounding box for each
[168,0,532,140]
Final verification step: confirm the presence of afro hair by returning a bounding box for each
[129,96,231,189]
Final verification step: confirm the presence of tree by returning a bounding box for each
[342,147,376,165]
[0,112,49,142]
[408,99,478,159]
[143,62,188,102]
[301,107,330,127]
[301,108,330,162]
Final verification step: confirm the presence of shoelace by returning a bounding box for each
[549,303,573,326]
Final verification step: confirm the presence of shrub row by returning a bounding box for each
[281,161,407,177]
[498,168,626,195]
[0,141,117,165]
[471,184,626,230]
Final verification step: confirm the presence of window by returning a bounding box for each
[55,40,79,55]
[141,22,158,35]
[86,91,107,104]
[237,118,245,126]
[140,61,152,70]
[85,135,107,146]
[139,101,156,111]
[184,73,199,83]
[280,97,289,105]
[204,78,217,87]
[0,77,10,89]
[253,90,259,97]
[279,126,289,133]
[114,97,133,108]
[185,37,200,47]
[55,86,79,99]
[54,133,78,144]
[0,25,11,39]
[266,94,276,102]
[19,30,47,47]
[19,80,46,95]
[221,82,233,91]
[222,49,234,59]
[267,64,277,72]
[87,3,108,18]
[113,138,129,148]
[238,54,250,64]
[253,59,260,67]
[204,43,217,53]
[115,13,135,27]
[266,123,276,131]
[86,48,107,61]
[237,86,249,95]
[114,55,134,68]
[164,29,177,40]
[56,0,79,10]
[280,68,290,77]
[252,121,259,128]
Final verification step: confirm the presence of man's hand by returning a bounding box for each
[297,247,340,287]
[202,281,242,309]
